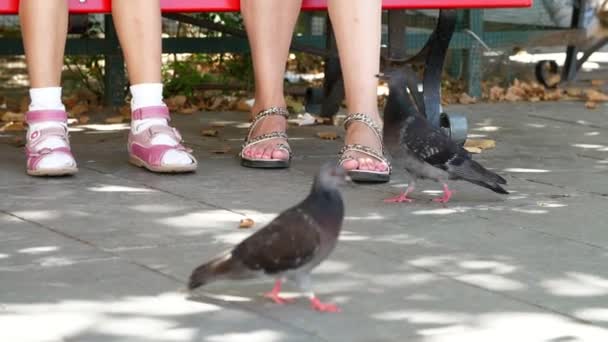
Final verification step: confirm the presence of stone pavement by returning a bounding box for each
[1,102,607,342]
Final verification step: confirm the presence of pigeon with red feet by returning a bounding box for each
[380,68,508,204]
[188,162,347,313]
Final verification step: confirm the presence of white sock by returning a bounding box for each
[27,87,75,170]
[130,83,191,166]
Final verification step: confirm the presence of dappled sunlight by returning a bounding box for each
[207,330,284,342]
[408,255,525,291]
[459,260,516,274]
[575,308,608,322]
[344,213,385,221]
[372,310,469,324]
[159,210,241,230]
[466,134,488,138]
[88,185,156,193]
[130,204,185,214]
[455,274,525,291]
[0,292,219,342]
[472,126,501,132]
[572,143,608,151]
[525,123,547,128]
[338,231,371,241]
[78,123,130,132]
[511,208,549,214]
[412,208,466,216]
[585,132,600,137]
[199,293,253,303]
[542,273,608,297]
[314,260,352,274]
[371,272,438,288]
[11,210,59,221]
[212,232,253,245]
[419,312,608,342]
[18,246,59,254]
[503,168,551,173]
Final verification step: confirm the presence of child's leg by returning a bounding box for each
[112,0,196,171]
[20,0,77,175]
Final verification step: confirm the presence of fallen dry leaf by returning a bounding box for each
[210,145,232,154]
[239,218,255,229]
[489,86,505,101]
[70,103,89,117]
[234,98,251,112]
[0,121,25,132]
[63,95,79,110]
[565,87,583,97]
[78,115,90,124]
[464,146,482,154]
[105,116,124,124]
[19,96,29,113]
[464,138,496,151]
[317,131,338,140]
[585,89,608,102]
[179,106,198,115]
[2,112,24,122]
[585,101,598,109]
[201,129,219,137]
[119,105,131,118]
[167,95,187,110]
[208,97,225,111]
[591,79,605,87]
[458,93,477,104]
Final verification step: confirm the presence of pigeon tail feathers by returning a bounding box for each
[188,252,236,290]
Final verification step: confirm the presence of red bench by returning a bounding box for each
[1,0,530,13]
[0,0,531,143]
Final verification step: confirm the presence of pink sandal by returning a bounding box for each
[25,110,78,177]
[128,106,197,173]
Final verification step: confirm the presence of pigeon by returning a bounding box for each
[379,68,508,203]
[188,162,347,312]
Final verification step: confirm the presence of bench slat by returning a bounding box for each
[0,0,531,15]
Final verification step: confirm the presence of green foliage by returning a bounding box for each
[162,56,215,97]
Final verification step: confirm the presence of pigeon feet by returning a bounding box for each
[310,297,340,313]
[264,279,294,304]
[264,292,295,304]
[433,184,453,203]
[384,192,414,203]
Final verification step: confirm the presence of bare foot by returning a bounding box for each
[242,108,290,161]
[341,115,389,172]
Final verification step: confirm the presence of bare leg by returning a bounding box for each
[19,0,77,176]
[384,179,416,203]
[112,0,195,169]
[240,0,302,161]
[111,0,162,84]
[19,0,68,88]
[328,0,388,172]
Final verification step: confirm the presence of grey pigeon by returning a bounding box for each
[188,163,347,312]
[380,69,508,203]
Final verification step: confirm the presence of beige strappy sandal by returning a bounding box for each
[240,107,292,169]
[337,113,391,183]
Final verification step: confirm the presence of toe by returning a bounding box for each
[271,149,288,161]
[262,146,274,160]
[341,158,359,171]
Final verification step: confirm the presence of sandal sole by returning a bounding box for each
[27,167,78,177]
[348,170,390,183]
[240,157,290,169]
[129,156,197,173]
